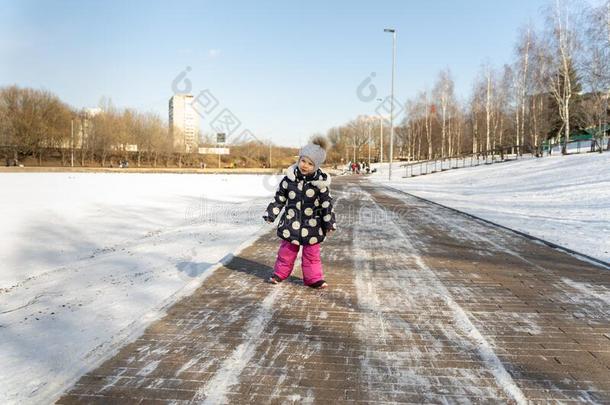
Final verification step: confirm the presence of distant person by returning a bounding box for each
[263,136,337,289]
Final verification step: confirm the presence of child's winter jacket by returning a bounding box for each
[264,164,337,245]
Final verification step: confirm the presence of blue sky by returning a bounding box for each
[1,0,552,146]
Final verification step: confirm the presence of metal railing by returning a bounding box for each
[400,145,535,178]
[543,138,608,155]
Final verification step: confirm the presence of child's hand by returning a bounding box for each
[326,230,335,237]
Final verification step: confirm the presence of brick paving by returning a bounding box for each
[57,176,610,404]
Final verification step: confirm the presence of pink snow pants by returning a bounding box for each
[273,240,324,286]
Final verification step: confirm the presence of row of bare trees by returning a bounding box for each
[0,86,72,164]
[325,0,609,163]
[0,86,296,168]
[0,86,176,167]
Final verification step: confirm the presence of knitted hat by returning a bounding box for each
[299,136,328,171]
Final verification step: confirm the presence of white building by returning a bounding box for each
[169,95,199,153]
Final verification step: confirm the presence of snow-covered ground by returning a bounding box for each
[0,172,279,404]
[2,153,609,403]
[369,152,610,264]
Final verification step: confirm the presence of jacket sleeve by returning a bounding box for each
[318,186,337,231]
[263,177,288,222]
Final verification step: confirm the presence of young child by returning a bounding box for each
[263,137,337,289]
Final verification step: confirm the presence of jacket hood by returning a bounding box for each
[284,163,331,189]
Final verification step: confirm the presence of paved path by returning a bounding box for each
[58,176,610,404]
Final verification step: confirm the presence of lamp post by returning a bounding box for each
[367,121,371,168]
[70,118,74,167]
[384,28,396,181]
[376,98,384,164]
[379,116,383,164]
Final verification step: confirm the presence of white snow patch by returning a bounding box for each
[504,313,543,335]
[195,288,282,404]
[136,360,161,377]
[354,187,527,404]
[99,367,127,392]
[562,278,610,306]
[0,172,282,405]
[369,153,610,264]
[560,278,610,318]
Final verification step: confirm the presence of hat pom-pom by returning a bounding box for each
[310,135,329,151]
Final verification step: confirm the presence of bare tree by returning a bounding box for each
[483,65,495,151]
[420,90,434,159]
[527,32,553,150]
[545,0,581,154]
[433,69,455,158]
[496,64,514,149]
[0,86,72,164]
[580,0,610,149]
[346,116,374,161]
[515,25,533,150]
[91,98,121,167]
[470,82,485,154]
[452,103,465,155]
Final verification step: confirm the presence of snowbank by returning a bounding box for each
[369,153,610,264]
[0,172,279,404]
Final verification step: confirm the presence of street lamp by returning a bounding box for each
[376,98,384,164]
[70,118,74,167]
[384,28,396,181]
[367,120,371,168]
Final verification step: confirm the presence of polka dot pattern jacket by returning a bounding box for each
[263,164,337,246]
